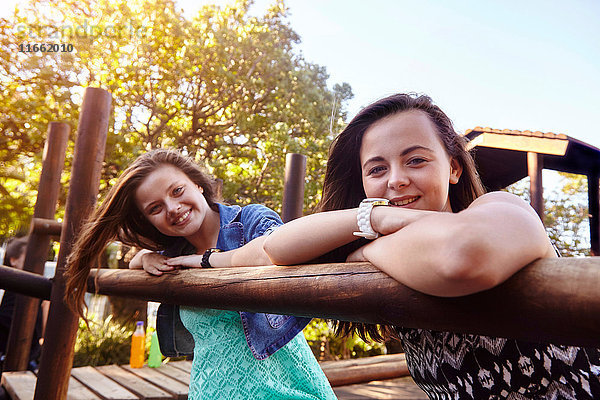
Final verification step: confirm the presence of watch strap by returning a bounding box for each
[353,198,390,240]
[201,248,222,268]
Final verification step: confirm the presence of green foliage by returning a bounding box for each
[0,0,352,237]
[504,172,590,256]
[303,319,385,360]
[73,315,134,367]
[543,173,590,257]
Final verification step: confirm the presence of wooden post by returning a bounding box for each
[527,152,544,221]
[281,153,306,223]
[3,122,69,371]
[34,88,111,400]
[589,169,600,256]
[214,178,223,199]
[89,257,600,348]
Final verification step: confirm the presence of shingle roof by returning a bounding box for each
[464,126,568,140]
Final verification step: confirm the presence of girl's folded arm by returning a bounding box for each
[263,209,359,265]
[264,205,443,266]
[361,192,555,297]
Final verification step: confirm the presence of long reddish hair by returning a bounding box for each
[64,149,218,319]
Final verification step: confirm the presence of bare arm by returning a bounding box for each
[165,236,273,269]
[359,192,556,296]
[262,207,434,265]
[262,209,360,265]
[129,249,174,276]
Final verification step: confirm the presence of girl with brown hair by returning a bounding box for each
[65,149,336,399]
[263,93,600,399]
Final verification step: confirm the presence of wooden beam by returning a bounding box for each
[4,122,69,372]
[30,218,62,237]
[589,170,600,256]
[527,152,544,221]
[35,88,111,400]
[0,265,52,300]
[320,354,409,387]
[88,257,600,348]
[468,132,568,155]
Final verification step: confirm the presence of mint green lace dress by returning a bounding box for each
[180,307,337,399]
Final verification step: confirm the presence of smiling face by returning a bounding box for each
[134,164,212,240]
[359,110,462,212]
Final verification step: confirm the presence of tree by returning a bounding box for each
[0,0,353,238]
[504,172,590,257]
[543,173,590,257]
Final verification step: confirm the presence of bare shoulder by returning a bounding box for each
[469,191,556,258]
[469,191,540,219]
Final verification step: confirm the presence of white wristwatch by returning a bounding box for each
[353,198,390,239]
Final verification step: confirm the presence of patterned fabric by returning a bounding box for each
[180,307,337,400]
[397,327,600,399]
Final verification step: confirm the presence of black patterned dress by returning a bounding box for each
[397,328,600,399]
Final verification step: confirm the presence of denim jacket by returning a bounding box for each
[156,203,311,360]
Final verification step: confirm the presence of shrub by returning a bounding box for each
[303,319,386,361]
[73,315,134,367]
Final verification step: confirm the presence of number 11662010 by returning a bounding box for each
[19,43,74,52]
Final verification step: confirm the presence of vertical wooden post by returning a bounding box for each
[588,169,600,256]
[34,88,111,400]
[3,122,69,371]
[527,152,544,222]
[214,178,223,199]
[281,153,306,223]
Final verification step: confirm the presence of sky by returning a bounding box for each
[182,0,600,149]
[4,0,599,149]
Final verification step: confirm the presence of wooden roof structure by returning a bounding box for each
[465,127,600,255]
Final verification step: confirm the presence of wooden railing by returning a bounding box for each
[86,257,600,348]
[2,85,599,399]
[0,265,52,300]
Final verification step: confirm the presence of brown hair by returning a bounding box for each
[319,93,486,342]
[2,236,28,267]
[64,149,218,319]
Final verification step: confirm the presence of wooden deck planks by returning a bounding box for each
[67,376,103,400]
[2,355,421,400]
[1,371,101,400]
[122,366,188,400]
[71,366,138,400]
[95,365,173,400]
[164,360,192,374]
[1,371,36,400]
[151,364,190,385]
[334,376,428,399]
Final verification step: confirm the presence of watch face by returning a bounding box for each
[372,200,389,206]
[363,198,389,207]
